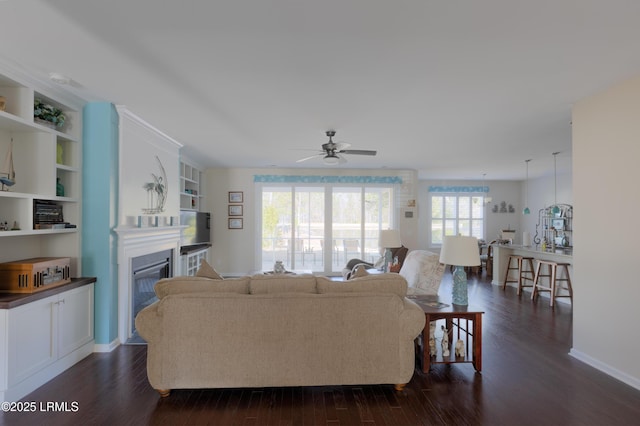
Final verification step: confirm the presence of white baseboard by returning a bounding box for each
[93,338,120,353]
[569,348,640,391]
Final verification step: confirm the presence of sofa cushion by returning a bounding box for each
[196,259,223,279]
[249,273,318,294]
[316,274,408,297]
[154,276,250,299]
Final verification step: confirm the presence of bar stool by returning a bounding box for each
[518,257,535,296]
[531,261,573,307]
[503,255,535,295]
[502,255,522,291]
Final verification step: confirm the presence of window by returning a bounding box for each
[259,184,394,273]
[431,193,484,245]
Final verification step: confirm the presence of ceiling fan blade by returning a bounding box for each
[339,149,377,156]
[296,153,323,163]
[334,142,351,151]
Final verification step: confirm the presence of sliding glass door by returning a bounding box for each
[259,184,394,274]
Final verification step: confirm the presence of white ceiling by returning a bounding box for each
[2,0,640,180]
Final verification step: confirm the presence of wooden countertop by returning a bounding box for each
[0,277,96,309]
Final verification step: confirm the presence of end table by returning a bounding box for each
[408,295,484,373]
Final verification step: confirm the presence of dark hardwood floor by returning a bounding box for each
[3,271,640,426]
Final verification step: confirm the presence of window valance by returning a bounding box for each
[254,175,403,184]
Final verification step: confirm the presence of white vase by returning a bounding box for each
[273,261,285,274]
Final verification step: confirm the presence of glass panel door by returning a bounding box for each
[292,187,324,270]
[261,187,292,271]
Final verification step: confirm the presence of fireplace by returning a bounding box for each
[131,249,173,334]
[116,226,181,344]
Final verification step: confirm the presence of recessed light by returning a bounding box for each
[49,72,72,85]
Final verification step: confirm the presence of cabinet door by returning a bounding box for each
[7,295,57,386]
[58,285,94,358]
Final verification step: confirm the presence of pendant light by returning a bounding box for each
[482,173,492,205]
[523,159,531,215]
[552,152,560,215]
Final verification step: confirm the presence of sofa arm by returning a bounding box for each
[135,302,161,343]
[400,298,426,339]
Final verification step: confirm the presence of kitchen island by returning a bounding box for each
[492,244,572,296]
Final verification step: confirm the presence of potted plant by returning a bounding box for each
[34,99,66,128]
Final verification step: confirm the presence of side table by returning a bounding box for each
[408,295,484,373]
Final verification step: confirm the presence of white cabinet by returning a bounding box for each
[181,247,210,276]
[58,283,94,358]
[0,69,82,274]
[0,281,94,402]
[180,160,203,211]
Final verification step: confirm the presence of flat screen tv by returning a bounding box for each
[180,211,211,249]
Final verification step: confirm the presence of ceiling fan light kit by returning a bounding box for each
[323,155,341,165]
[296,130,377,165]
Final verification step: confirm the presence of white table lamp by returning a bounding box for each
[379,229,402,272]
[439,235,480,305]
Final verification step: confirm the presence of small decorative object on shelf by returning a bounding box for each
[34,99,66,128]
[273,260,285,274]
[455,339,465,357]
[441,326,450,357]
[57,142,64,164]
[56,178,65,197]
[1,138,15,191]
[142,156,167,214]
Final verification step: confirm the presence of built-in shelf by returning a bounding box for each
[180,160,203,211]
[0,67,82,271]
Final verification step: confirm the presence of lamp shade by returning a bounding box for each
[379,229,401,248]
[439,235,480,267]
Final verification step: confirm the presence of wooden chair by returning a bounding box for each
[286,238,306,265]
[479,240,497,277]
[320,239,338,265]
[343,239,360,263]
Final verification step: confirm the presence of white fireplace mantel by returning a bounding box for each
[115,226,181,344]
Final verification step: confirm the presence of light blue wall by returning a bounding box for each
[82,102,119,345]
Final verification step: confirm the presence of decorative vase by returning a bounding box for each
[273,260,285,274]
[56,178,64,197]
[57,143,64,164]
[35,117,57,130]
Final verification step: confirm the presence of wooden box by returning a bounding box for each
[0,257,71,293]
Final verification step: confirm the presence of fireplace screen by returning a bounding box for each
[131,249,173,334]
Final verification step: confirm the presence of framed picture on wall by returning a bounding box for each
[228,205,243,216]
[228,191,243,203]
[228,218,243,229]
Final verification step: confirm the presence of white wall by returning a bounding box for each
[203,167,418,275]
[117,107,181,226]
[570,74,640,389]
[520,170,573,247]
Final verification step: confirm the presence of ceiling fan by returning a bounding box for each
[296,130,377,165]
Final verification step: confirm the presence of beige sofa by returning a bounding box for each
[135,273,425,397]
